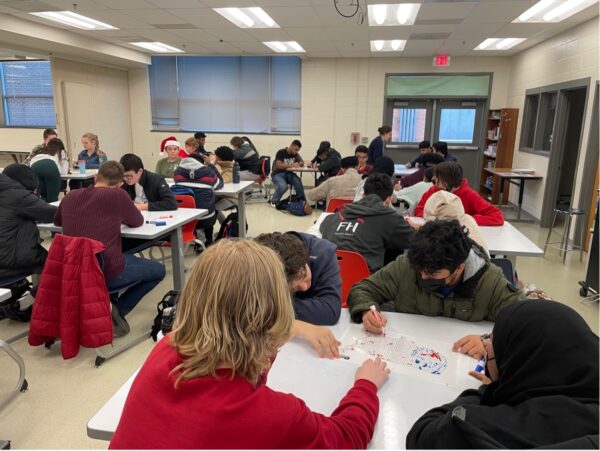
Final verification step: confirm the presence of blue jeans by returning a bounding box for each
[271,172,305,204]
[106,254,166,316]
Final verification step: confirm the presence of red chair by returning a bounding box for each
[336,250,370,308]
[248,156,272,202]
[326,197,353,213]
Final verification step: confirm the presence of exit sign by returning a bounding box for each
[433,55,451,67]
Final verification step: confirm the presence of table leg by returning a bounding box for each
[497,177,504,207]
[238,190,247,239]
[517,179,525,221]
[170,226,185,290]
[10,153,19,164]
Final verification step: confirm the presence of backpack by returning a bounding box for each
[170,184,196,198]
[215,211,248,240]
[0,278,33,322]
[259,156,271,177]
[150,290,179,341]
[276,194,309,216]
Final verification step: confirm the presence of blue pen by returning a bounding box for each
[474,356,486,373]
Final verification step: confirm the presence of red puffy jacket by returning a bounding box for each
[28,234,113,359]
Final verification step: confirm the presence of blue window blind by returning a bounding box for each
[0,61,56,127]
[149,56,301,134]
[439,108,476,143]
[391,108,426,143]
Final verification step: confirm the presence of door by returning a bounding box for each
[61,81,94,162]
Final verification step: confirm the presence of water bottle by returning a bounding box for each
[232,161,240,184]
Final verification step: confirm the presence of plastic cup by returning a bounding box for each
[78,160,86,174]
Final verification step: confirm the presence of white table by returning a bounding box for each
[0,149,30,164]
[61,169,98,181]
[308,213,544,265]
[0,289,10,302]
[287,166,322,185]
[86,312,490,447]
[394,164,419,177]
[37,208,207,290]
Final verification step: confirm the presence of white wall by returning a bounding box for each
[507,17,599,219]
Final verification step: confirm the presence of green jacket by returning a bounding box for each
[348,244,525,323]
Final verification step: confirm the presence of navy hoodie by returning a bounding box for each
[289,232,342,326]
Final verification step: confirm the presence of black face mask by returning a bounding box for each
[418,270,458,293]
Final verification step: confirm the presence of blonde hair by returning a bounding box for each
[82,132,100,151]
[184,137,197,148]
[170,240,294,387]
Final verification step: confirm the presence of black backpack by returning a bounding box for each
[215,211,248,241]
[150,290,179,341]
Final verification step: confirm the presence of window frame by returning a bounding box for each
[0,59,57,129]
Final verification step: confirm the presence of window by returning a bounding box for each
[537,92,557,151]
[439,108,476,143]
[521,94,539,148]
[0,61,56,127]
[391,108,427,142]
[149,56,301,134]
[520,84,565,154]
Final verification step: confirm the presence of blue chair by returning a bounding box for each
[490,258,515,285]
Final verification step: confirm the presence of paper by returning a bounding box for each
[339,329,469,387]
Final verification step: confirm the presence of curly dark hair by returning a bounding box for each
[434,162,463,190]
[408,219,471,274]
[254,232,309,282]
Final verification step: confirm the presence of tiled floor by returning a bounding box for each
[0,203,597,448]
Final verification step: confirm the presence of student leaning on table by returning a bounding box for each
[120,154,177,212]
[407,301,599,449]
[348,220,525,334]
[109,240,390,450]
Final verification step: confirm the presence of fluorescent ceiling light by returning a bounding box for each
[367,4,421,26]
[130,42,184,53]
[370,39,407,52]
[512,0,598,23]
[474,38,526,51]
[263,41,305,53]
[30,11,117,30]
[214,7,280,28]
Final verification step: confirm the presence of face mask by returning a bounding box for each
[418,271,457,293]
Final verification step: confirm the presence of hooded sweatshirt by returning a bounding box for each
[424,191,489,256]
[307,168,362,204]
[173,156,224,217]
[320,195,414,272]
[30,152,69,175]
[233,143,261,175]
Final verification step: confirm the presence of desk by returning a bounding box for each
[394,164,419,178]
[0,149,30,164]
[37,208,207,290]
[484,168,543,222]
[287,166,321,186]
[308,213,544,265]
[87,312,490,447]
[61,170,98,181]
[0,289,10,302]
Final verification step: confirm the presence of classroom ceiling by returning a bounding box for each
[0,0,597,58]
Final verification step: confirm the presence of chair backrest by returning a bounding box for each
[336,250,370,308]
[260,156,271,179]
[175,195,198,244]
[490,257,515,285]
[326,197,353,213]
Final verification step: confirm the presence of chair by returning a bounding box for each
[336,250,370,308]
[248,156,272,202]
[326,197,353,213]
[490,258,515,285]
[543,206,586,264]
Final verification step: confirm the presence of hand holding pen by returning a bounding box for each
[361,305,388,335]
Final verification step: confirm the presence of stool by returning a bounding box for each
[543,207,586,265]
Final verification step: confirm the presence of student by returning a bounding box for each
[173,153,224,246]
[109,240,389,449]
[354,156,396,202]
[29,139,65,202]
[254,232,342,326]
[309,141,342,183]
[307,156,362,206]
[271,140,305,205]
[155,138,181,178]
[339,145,373,176]
[407,301,599,449]
[399,152,444,189]
[367,126,391,165]
[405,140,432,169]
[0,164,57,279]
[55,161,166,336]
[214,146,235,183]
[396,167,434,216]
[77,132,107,169]
[348,220,524,332]
[414,162,504,226]
[433,141,457,162]
[230,136,261,181]
[320,173,414,273]
[179,137,200,159]
[194,131,207,154]
[420,191,489,256]
[24,128,58,165]
[120,154,177,212]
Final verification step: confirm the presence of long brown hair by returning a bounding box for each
[170,240,294,387]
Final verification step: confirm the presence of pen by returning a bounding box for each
[369,305,386,336]
[158,215,173,219]
[146,220,167,226]
[474,356,486,373]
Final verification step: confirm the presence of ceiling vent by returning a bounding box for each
[409,32,452,40]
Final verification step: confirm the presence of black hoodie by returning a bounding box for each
[319,194,414,272]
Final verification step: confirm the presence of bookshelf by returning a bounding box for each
[479,108,519,204]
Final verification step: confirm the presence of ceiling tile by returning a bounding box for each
[166,28,221,42]
[462,1,531,24]
[146,0,204,8]
[242,28,293,41]
[39,0,110,10]
[78,9,156,28]
[286,27,331,41]
[263,6,321,27]
[417,2,478,21]
[167,8,233,28]
[94,0,157,9]
[121,8,188,24]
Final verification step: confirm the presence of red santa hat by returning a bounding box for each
[160,136,180,153]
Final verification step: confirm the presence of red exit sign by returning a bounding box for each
[433,55,451,67]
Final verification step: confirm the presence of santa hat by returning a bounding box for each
[160,136,180,153]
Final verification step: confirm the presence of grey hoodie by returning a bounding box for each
[319,194,414,272]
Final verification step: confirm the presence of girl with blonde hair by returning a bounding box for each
[77,132,107,169]
[110,239,389,449]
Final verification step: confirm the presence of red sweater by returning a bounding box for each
[414,179,504,226]
[110,338,380,449]
[54,186,144,278]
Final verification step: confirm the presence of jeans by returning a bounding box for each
[271,172,305,204]
[106,254,166,316]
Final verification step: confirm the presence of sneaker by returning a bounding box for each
[111,303,130,337]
